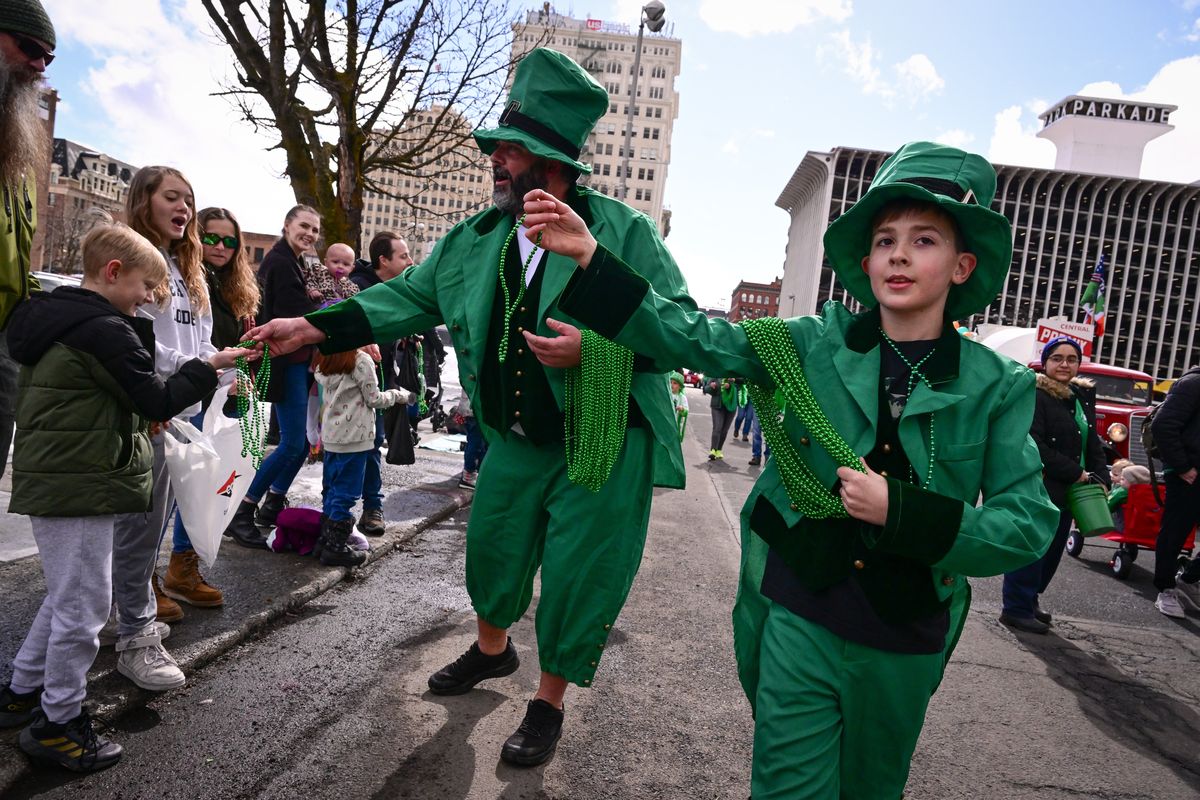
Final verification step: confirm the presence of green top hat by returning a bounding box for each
[822,141,1013,320]
[473,48,608,175]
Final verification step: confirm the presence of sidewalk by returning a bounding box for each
[0,443,473,793]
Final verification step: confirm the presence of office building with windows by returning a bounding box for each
[729,278,782,321]
[513,5,681,236]
[776,95,1198,380]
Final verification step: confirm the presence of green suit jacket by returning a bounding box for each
[559,247,1060,709]
[307,187,693,488]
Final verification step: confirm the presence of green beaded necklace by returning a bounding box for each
[234,342,271,469]
[879,328,937,489]
[497,215,543,364]
[564,329,634,492]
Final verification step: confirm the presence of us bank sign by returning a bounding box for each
[1040,95,1176,127]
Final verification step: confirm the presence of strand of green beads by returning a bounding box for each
[497,215,543,364]
[879,328,936,489]
[234,342,271,469]
[739,317,865,518]
[564,329,633,492]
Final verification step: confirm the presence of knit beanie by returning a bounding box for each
[0,0,56,49]
[1040,336,1083,366]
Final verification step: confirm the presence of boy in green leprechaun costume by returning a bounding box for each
[518,141,1060,798]
[247,48,691,767]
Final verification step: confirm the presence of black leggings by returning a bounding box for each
[711,405,735,451]
[1154,472,1200,590]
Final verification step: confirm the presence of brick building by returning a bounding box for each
[729,277,782,321]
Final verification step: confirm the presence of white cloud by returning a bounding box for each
[1185,18,1200,42]
[46,0,299,235]
[894,54,944,100]
[934,129,975,149]
[752,128,777,139]
[987,56,1200,183]
[700,0,852,36]
[722,138,740,155]
[820,32,944,106]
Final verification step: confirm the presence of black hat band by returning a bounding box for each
[499,101,581,161]
[899,176,977,205]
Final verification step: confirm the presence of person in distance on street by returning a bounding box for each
[517,140,1059,798]
[2,223,240,772]
[999,337,1108,634]
[245,48,691,768]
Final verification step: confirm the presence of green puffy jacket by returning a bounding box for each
[7,287,218,517]
[1,180,40,329]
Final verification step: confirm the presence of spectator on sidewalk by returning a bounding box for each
[225,205,322,543]
[733,383,755,442]
[1000,337,1108,634]
[1149,363,1200,618]
[1,223,235,772]
[304,242,359,306]
[748,413,769,467]
[669,371,688,441]
[0,0,56,480]
[455,392,488,489]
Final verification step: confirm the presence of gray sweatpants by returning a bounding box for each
[10,516,127,723]
[111,433,174,638]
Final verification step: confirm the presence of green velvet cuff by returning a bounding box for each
[866,478,963,565]
[306,301,375,355]
[559,244,651,340]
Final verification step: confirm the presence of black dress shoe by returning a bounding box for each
[999,613,1049,634]
[500,699,564,767]
[428,638,519,695]
[1033,604,1052,625]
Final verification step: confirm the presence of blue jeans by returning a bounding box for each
[751,415,771,460]
[464,417,487,473]
[363,415,385,512]
[323,450,370,522]
[247,361,310,501]
[1002,507,1072,618]
[734,403,756,437]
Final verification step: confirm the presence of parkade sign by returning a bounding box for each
[1040,96,1176,128]
[1034,317,1094,360]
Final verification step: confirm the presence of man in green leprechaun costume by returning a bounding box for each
[516,141,1060,797]
[248,48,691,767]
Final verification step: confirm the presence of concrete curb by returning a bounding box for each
[0,488,471,794]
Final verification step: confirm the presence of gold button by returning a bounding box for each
[517,326,524,334]
[597,643,604,650]
[514,411,521,418]
[583,679,591,685]
[603,623,611,630]
[468,374,476,381]
[800,436,810,446]
[452,323,461,331]
[516,370,523,377]
[461,347,469,355]
[517,348,525,355]
[942,577,955,586]
[789,503,798,511]
[514,390,521,397]
[880,470,888,478]
[590,660,597,667]
[520,306,527,313]
[882,443,892,454]
[853,559,865,570]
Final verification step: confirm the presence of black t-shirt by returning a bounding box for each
[759,336,950,655]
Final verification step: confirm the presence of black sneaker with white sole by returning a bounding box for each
[428,637,519,695]
[19,709,123,773]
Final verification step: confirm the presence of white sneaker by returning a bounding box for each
[1155,589,1186,619]
[1174,577,1200,612]
[115,629,186,690]
[98,616,170,647]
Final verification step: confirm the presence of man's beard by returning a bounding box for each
[492,161,548,217]
[0,59,50,187]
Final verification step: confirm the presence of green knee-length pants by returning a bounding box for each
[465,427,654,687]
[751,602,944,799]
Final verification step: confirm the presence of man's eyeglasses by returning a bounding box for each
[12,34,54,66]
[201,233,238,248]
[1046,355,1080,365]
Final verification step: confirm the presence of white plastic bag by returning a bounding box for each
[163,384,265,567]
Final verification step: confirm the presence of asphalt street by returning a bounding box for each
[6,388,1200,798]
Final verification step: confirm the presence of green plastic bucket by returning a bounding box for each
[1068,482,1116,537]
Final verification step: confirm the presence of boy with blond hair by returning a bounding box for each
[0,223,242,772]
[520,141,1060,797]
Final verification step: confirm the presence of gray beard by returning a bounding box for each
[492,165,547,217]
[0,60,49,187]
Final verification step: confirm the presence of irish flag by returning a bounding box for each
[1079,254,1107,337]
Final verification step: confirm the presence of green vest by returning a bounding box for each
[1,181,39,329]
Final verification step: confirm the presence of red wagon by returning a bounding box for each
[1065,482,1196,579]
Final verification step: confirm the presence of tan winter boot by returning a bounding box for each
[152,574,185,622]
[162,551,225,608]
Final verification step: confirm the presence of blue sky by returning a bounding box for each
[42,0,1200,307]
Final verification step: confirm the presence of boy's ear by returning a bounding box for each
[861,255,871,275]
[951,252,977,286]
[104,259,123,282]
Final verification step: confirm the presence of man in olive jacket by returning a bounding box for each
[248,48,691,767]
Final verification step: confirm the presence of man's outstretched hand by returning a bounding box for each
[244,317,325,357]
[521,189,598,267]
